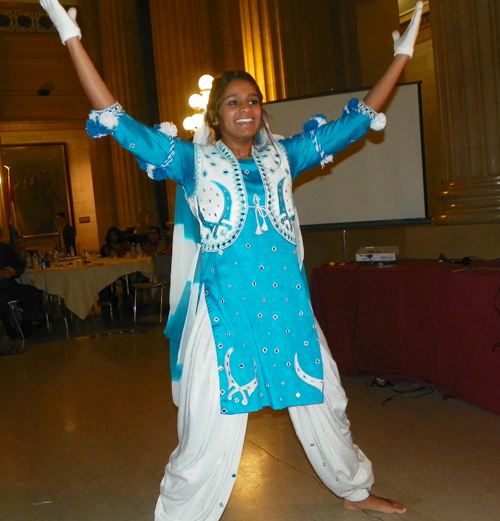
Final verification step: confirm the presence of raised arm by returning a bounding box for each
[363,1,423,112]
[40,0,115,110]
[66,39,116,110]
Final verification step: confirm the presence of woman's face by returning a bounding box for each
[215,79,262,146]
[148,229,160,241]
[109,232,119,243]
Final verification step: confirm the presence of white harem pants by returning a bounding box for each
[155,299,374,521]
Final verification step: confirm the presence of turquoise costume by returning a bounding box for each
[87,98,381,415]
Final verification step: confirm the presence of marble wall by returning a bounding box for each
[1,0,500,266]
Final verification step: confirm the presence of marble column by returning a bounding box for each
[149,0,245,217]
[97,0,158,229]
[0,149,8,231]
[148,0,212,219]
[432,0,500,223]
[239,0,398,101]
[239,0,286,101]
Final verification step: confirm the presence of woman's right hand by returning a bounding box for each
[392,1,423,58]
[41,0,115,109]
[40,0,81,45]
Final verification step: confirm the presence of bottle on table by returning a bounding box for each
[32,252,39,269]
[25,252,32,268]
[41,252,50,269]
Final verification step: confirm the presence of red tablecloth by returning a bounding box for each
[310,260,500,415]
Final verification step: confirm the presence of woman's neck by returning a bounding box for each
[233,150,253,159]
[221,138,253,159]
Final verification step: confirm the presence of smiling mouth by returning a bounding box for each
[236,118,253,124]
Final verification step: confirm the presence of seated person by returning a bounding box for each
[15,236,27,259]
[14,236,38,266]
[98,227,131,309]
[100,227,131,258]
[0,228,45,338]
[142,226,170,257]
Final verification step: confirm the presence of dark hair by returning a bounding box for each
[56,211,66,218]
[148,226,162,239]
[105,226,123,244]
[205,71,272,145]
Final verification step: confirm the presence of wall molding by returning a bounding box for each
[0,4,57,34]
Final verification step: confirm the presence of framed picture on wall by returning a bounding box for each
[1,143,73,238]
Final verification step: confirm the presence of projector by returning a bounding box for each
[355,246,399,263]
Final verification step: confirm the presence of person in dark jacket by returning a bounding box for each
[0,227,45,338]
[55,211,76,254]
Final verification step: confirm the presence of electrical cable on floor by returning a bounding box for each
[365,377,435,406]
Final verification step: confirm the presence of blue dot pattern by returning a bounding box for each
[204,160,324,414]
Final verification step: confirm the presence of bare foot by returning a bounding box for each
[343,494,407,514]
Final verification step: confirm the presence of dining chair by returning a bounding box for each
[132,253,171,323]
[45,294,69,332]
[7,300,25,339]
[99,300,115,321]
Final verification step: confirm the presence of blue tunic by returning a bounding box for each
[204,158,323,413]
[87,99,378,414]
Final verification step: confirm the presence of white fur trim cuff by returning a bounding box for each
[369,113,386,131]
[87,102,124,137]
[354,100,386,131]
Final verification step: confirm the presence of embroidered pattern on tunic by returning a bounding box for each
[276,178,295,229]
[224,347,258,406]
[205,161,324,414]
[197,181,234,240]
[190,141,297,252]
[249,194,269,235]
[86,98,377,414]
[254,147,296,244]
[303,114,334,167]
[294,353,324,391]
[190,145,247,251]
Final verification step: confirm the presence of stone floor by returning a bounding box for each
[1,313,500,521]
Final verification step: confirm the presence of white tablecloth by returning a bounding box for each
[25,256,154,319]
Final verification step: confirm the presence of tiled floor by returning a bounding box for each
[2,316,500,521]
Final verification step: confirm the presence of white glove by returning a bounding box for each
[392,1,423,58]
[40,0,81,45]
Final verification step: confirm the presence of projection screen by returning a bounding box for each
[264,83,429,229]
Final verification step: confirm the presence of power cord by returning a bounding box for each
[365,377,435,406]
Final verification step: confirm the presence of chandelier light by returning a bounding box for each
[183,74,214,131]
